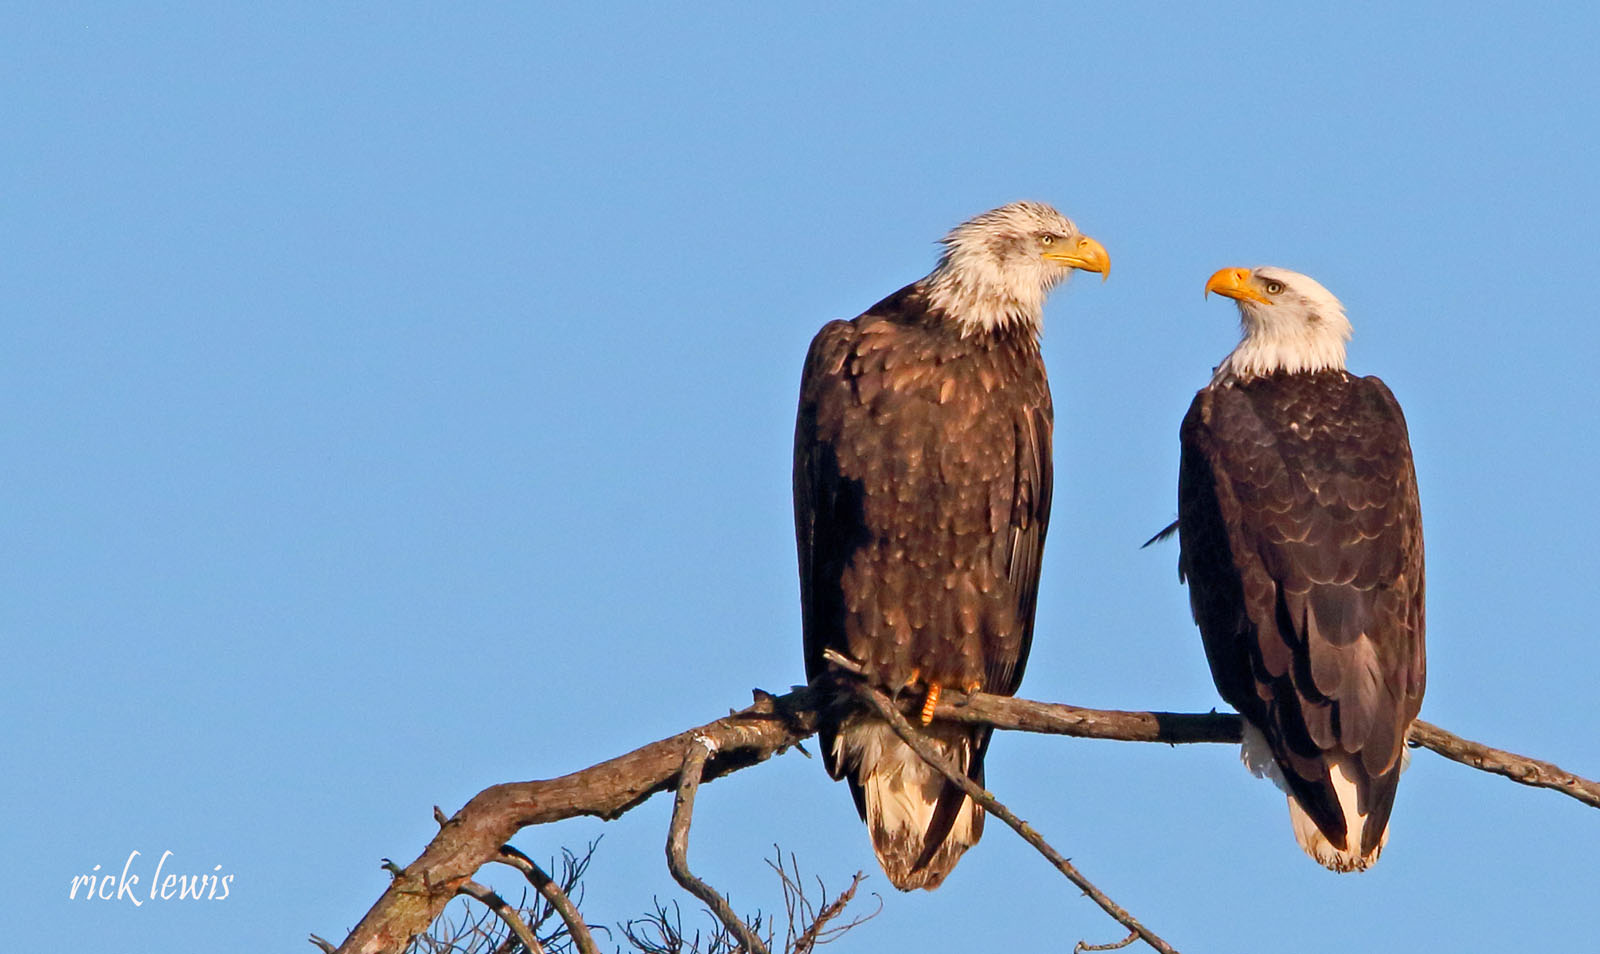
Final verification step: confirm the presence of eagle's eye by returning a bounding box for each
[1264,280,1285,295]
[1039,234,1055,246]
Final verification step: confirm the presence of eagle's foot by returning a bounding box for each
[920,683,941,725]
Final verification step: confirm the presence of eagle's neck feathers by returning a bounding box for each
[1214,281,1351,383]
[923,251,1053,338]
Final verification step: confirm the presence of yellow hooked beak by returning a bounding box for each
[1204,266,1270,304]
[1045,234,1110,281]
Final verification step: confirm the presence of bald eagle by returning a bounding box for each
[1175,266,1425,872]
[794,201,1108,890]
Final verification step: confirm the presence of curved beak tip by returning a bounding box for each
[1078,236,1111,282]
[1204,267,1269,305]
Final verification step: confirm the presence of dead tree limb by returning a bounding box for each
[928,694,1600,809]
[333,687,821,954]
[1405,720,1600,809]
[455,880,544,954]
[853,681,1179,954]
[327,683,1596,954]
[1076,931,1140,953]
[496,845,601,954]
[666,736,771,954]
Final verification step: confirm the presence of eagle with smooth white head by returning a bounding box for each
[795,201,1108,890]
[1174,265,1425,872]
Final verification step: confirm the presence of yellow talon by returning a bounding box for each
[920,684,941,725]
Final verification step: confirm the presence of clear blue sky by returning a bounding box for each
[5,4,1597,951]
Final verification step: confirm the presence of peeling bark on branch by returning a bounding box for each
[326,683,1597,954]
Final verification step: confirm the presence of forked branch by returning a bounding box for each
[767,850,877,954]
[853,679,1179,954]
[496,844,601,954]
[666,736,772,954]
[454,880,544,954]
[326,681,1596,954]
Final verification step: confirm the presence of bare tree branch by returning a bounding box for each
[789,880,862,954]
[852,680,1179,954]
[455,881,544,954]
[496,845,602,954]
[1405,720,1600,809]
[622,897,741,954]
[403,896,505,954]
[1076,931,1140,952]
[666,736,772,954]
[333,687,822,954]
[929,693,1600,809]
[327,681,1597,953]
[928,690,1242,744]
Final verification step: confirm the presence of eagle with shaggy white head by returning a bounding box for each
[1174,265,1425,872]
[795,201,1108,889]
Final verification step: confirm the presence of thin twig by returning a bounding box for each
[818,649,867,678]
[411,896,515,954]
[853,681,1180,954]
[309,935,338,953]
[768,850,812,954]
[1077,930,1140,952]
[455,881,544,954]
[667,736,772,954]
[497,845,601,954]
[764,848,877,954]
[791,871,868,954]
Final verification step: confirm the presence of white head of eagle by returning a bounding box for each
[1206,265,1353,382]
[925,200,1110,337]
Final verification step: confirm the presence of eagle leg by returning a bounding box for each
[920,684,941,725]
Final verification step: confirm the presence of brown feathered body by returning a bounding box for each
[794,281,1052,890]
[1178,368,1425,870]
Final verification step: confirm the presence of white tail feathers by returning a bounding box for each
[1241,722,1400,873]
[1285,762,1387,872]
[836,718,981,891]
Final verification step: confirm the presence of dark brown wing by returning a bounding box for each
[1178,371,1424,853]
[989,399,1053,696]
[796,317,862,708]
